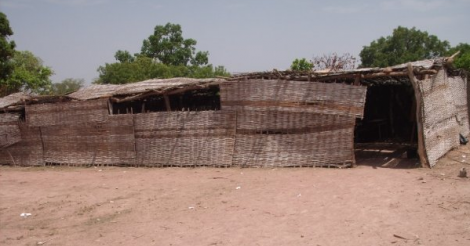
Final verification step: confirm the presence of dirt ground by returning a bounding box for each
[1,146,470,246]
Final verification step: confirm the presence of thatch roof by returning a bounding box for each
[68,78,225,102]
[230,57,463,85]
[390,58,438,70]
[0,92,31,111]
[0,93,70,112]
[67,84,121,101]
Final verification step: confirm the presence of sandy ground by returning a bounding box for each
[1,146,470,246]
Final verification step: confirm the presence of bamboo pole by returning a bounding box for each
[163,94,171,111]
[354,75,361,86]
[108,100,113,115]
[407,63,429,167]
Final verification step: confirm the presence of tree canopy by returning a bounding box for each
[1,13,55,97]
[140,23,209,67]
[290,58,313,71]
[359,26,451,67]
[49,78,84,95]
[96,23,229,85]
[0,12,16,92]
[114,50,135,63]
[4,50,53,95]
[96,55,229,84]
[448,43,470,72]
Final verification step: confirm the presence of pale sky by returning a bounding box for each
[1,0,469,85]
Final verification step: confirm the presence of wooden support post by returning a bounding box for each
[163,94,171,111]
[389,87,395,135]
[108,100,113,115]
[407,63,429,167]
[141,102,145,113]
[354,75,361,86]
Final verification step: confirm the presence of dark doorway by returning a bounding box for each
[354,83,419,168]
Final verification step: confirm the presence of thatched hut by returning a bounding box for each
[0,57,467,168]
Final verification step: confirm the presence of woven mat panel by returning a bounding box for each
[220,80,367,118]
[0,124,44,166]
[0,113,20,123]
[26,99,108,127]
[448,76,469,136]
[236,109,354,133]
[0,113,21,148]
[134,111,236,167]
[419,70,460,167]
[41,115,135,166]
[233,127,355,167]
[423,117,460,165]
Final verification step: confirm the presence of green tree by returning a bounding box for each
[49,78,84,95]
[96,23,229,84]
[290,58,313,71]
[359,26,450,67]
[114,50,135,63]
[96,56,175,84]
[191,65,230,78]
[140,23,208,66]
[96,55,230,84]
[4,50,53,95]
[448,43,470,72]
[0,12,16,95]
[213,65,230,77]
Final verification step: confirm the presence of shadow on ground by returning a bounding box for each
[355,143,421,169]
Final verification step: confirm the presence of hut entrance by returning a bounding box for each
[354,82,419,167]
[110,85,221,114]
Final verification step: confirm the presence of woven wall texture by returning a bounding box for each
[0,113,21,148]
[234,128,355,167]
[41,114,135,166]
[0,124,43,166]
[26,99,109,127]
[419,70,461,167]
[448,76,469,137]
[134,111,236,167]
[221,80,366,167]
[220,80,367,118]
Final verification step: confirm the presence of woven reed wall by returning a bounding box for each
[41,115,135,166]
[21,99,135,166]
[234,110,356,167]
[220,80,367,118]
[134,111,236,167]
[0,124,44,166]
[0,113,20,123]
[448,76,469,137]
[221,80,367,167]
[26,99,108,127]
[0,113,21,148]
[419,70,461,167]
